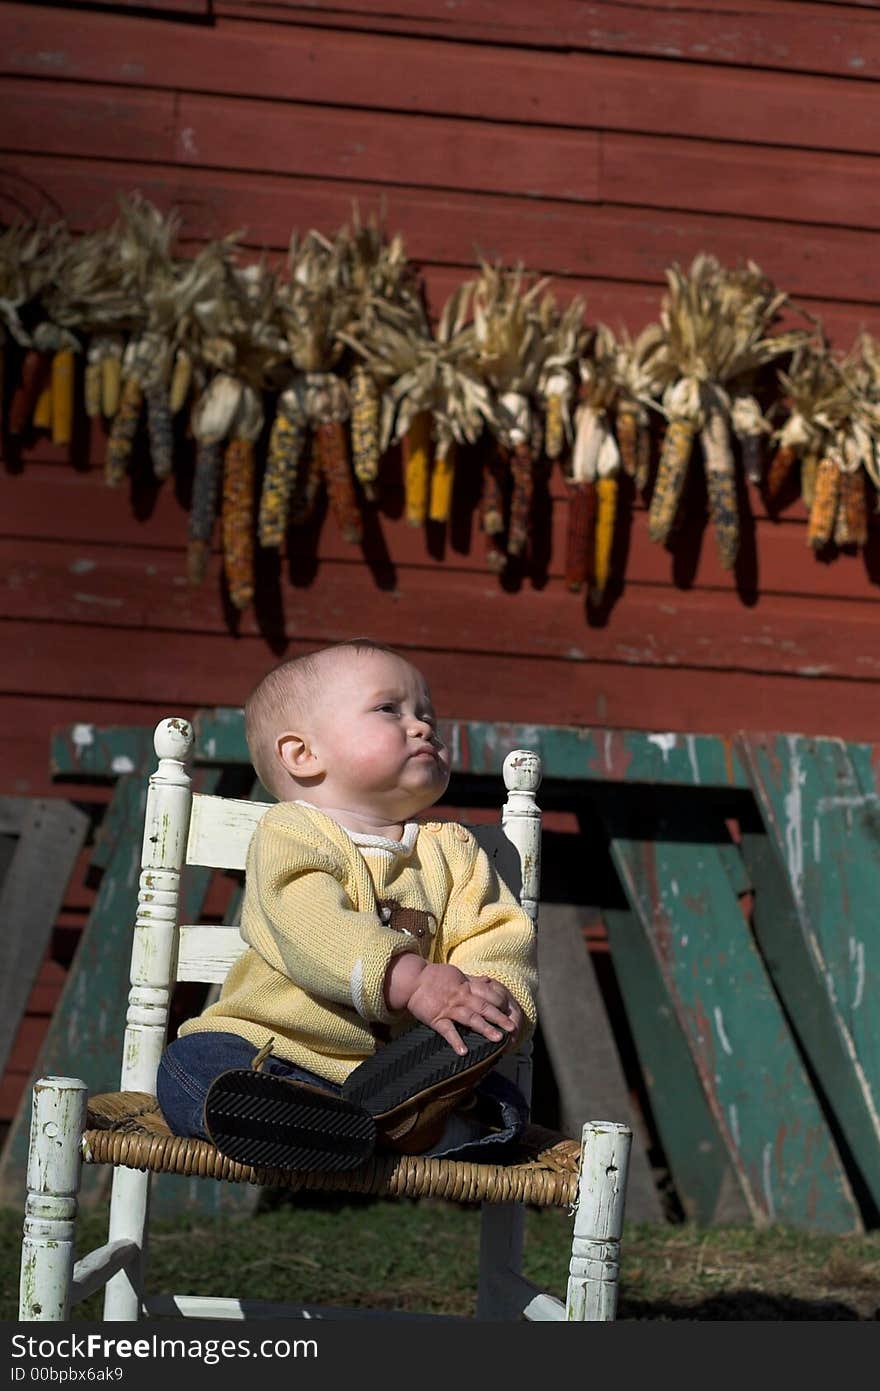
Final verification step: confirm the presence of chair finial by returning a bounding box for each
[503,748,542,793]
[154,718,195,763]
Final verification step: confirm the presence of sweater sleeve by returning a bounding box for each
[241,813,420,1023]
[440,832,539,1037]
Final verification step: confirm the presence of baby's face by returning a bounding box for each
[303,650,450,820]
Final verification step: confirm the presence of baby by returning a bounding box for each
[157,638,538,1170]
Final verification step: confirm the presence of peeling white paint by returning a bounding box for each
[685,735,701,785]
[73,592,123,608]
[783,736,806,907]
[762,1143,776,1222]
[850,938,866,1011]
[72,724,95,753]
[68,559,96,575]
[180,126,199,156]
[713,1006,733,1056]
[671,880,679,897]
[111,756,136,775]
[813,817,821,863]
[648,733,678,762]
[680,934,688,947]
[604,730,613,770]
[816,793,878,813]
[728,1103,740,1149]
[205,738,216,758]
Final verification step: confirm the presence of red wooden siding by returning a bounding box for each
[4,0,880,1126]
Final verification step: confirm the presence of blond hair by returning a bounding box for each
[245,638,401,796]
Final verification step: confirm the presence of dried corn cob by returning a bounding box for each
[544,391,565,462]
[32,383,52,430]
[289,431,323,526]
[635,422,653,495]
[648,418,695,544]
[564,481,597,593]
[259,387,306,547]
[765,443,799,502]
[101,337,124,418]
[84,341,102,419]
[480,447,507,538]
[105,375,143,486]
[51,348,75,446]
[222,436,256,609]
[701,406,739,570]
[731,394,768,487]
[187,439,222,586]
[429,439,457,523]
[800,452,819,510]
[739,434,764,486]
[807,457,840,549]
[403,411,432,526]
[146,383,175,479]
[592,476,618,600]
[169,349,193,415]
[9,349,51,436]
[485,533,507,573]
[615,402,640,477]
[350,363,381,499]
[835,467,868,548]
[507,441,534,555]
[319,419,362,543]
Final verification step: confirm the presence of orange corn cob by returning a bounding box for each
[428,440,456,523]
[105,377,143,485]
[222,437,255,609]
[807,458,840,550]
[9,349,51,436]
[615,404,639,477]
[836,469,868,548]
[565,480,597,593]
[507,441,534,555]
[765,443,799,502]
[403,411,432,526]
[32,384,52,430]
[591,476,618,600]
[318,419,362,543]
[51,348,75,446]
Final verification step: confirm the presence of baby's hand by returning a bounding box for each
[404,962,519,1056]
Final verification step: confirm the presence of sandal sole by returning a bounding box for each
[203,1070,376,1171]
[341,1024,507,1121]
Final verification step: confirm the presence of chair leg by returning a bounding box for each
[19,1077,88,1321]
[566,1121,632,1321]
[102,1166,152,1321]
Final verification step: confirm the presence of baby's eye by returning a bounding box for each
[376,703,399,714]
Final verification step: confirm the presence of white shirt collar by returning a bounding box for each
[293,801,419,857]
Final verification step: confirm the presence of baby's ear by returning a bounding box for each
[276,731,323,777]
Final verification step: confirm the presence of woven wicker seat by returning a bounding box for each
[19,718,632,1324]
[84,1091,582,1206]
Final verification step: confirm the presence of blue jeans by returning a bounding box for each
[157,1031,529,1161]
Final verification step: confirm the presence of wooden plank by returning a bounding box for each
[0,77,176,163]
[8,155,880,306]
[6,5,880,154]
[536,901,663,1221]
[596,785,862,1232]
[214,0,880,80]
[9,618,880,738]
[0,799,89,1081]
[739,734,880,1217]
[7,541,880,686]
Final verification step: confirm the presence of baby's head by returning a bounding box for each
[245,639,450,823]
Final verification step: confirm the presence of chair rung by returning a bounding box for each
[71,1239,138,1305]
[144,1294,460,1321]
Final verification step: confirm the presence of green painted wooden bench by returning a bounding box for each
[2,712,878,1233]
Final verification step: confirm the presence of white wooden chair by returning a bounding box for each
[19,718,632,1323]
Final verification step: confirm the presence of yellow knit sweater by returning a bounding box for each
[178,801,538,1084]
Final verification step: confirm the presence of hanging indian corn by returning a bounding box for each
[187,439,222,585]
[429,433,456,523]
[259,383,306,547]
[500,390,534,556]
[146,383,175,480]
[648,380,700,545]
[289,430,324,527]
[169,348,193,416]
[8,349,51,436]
[800,451,819,509]
[592,429,622,601]
[221,383,263,610]
[564,397,603,592]
[32,383,52,431]
[701,391,740,570]
[306,373,361,543]
[349,362,381,500]
[731,392,768,487]
[403,410,432,526]
[84,339,103,418]
[807,454,840,549]
[101,335,125,418]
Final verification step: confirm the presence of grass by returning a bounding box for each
[3,1195,880,1320]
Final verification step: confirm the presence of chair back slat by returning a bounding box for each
[186,794,269,869]
[177,925,246,983]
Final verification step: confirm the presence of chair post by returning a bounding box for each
[104,718,195,1321]
[566,1121,632,1321]
[19,1077,88,1320]
[477,749,542,1319]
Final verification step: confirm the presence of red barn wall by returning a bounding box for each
[3,0,880,1130]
